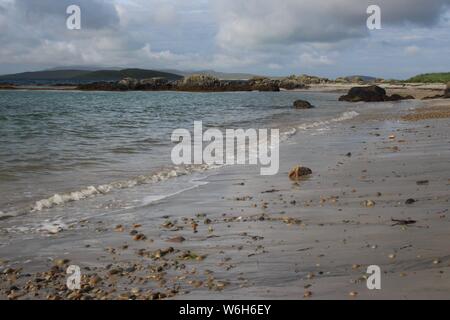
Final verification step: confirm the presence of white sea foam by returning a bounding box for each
[31,164,210,212]
[297,111,359,131]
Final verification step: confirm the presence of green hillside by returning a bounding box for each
[0,70,91,80]
[0,68,182,82]
[407,73,450,83]
[74,68,183,81]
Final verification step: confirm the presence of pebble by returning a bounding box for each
[167,236,186,243]
[54,259,70,267]
[133,233,147,241]
[114,225,124,232]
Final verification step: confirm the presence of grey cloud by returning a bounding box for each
[215,0,450,49]
[15,0,120,29]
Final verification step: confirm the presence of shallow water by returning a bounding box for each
[0,89,417,219]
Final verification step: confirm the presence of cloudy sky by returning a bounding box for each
[0,0,449,78]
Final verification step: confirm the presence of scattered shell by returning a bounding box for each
[362,200,375,207]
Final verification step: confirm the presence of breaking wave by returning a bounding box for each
[0,110,359,218]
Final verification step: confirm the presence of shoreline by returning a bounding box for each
[0,82,447,97]
[1,97,450,300]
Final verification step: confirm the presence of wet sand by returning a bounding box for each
[1,98,449,300]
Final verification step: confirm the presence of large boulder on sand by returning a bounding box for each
[339,85,414,102]
[445,82,450,98]
[339,85,387,102]
[293,100,314,109]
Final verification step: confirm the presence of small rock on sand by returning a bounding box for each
[289,166,312,180]
[167,236,186,243]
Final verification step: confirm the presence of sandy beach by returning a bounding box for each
[1,93,449,300]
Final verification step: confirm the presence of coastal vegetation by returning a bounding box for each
[407,72,450,83]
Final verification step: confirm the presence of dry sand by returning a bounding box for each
[1,97,449,300]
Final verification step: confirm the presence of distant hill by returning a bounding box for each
[407,73,450,83]
[0,70,92,81]
[0,68,182,82]
[45,66,123,71]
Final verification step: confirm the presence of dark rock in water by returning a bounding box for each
[339,85,415,102]
[293,100,314,109]
[289,165,312,180]
[339,85,387,102]
[405,198,416,205]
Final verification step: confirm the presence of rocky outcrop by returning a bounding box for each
[281,74,328,88]
[77,81,118,91]
[136,78,173,90]
[279,75,310,90]
[117,77,139,90]
[339,85,414,102]
[0,82,16,90]
[293,100,314,109]
[178,74,221,90]
[77,75,281,92]
[295,74,329,84]
[248,77,280,92]
[446,82,450,97]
